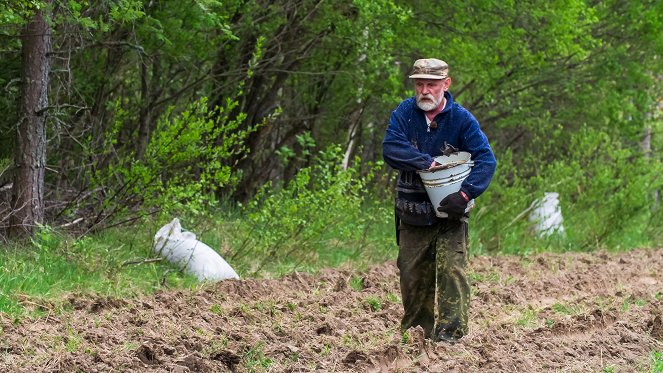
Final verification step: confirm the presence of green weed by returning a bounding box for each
[385,292,400,304]
[349,276,364,291]
[516,307,537,328]
[65,328,83,353]
[551,302,583,316]
[602,364,617,373]
[203,337,229,357]
[287,351,300,362]
[342,334,359,349]
[319,343,332,357]
[253,301,277,315]
[651,350,663,373]
[238,303,251,315]
[622,297,647,312]
[469,271,501,283]
[401,330,410,344]
[365,296,382,312]
[243,342,272,372]
[123,341,139,351]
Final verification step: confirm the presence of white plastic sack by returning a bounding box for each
[153,218,239,281]
[529,192,565,237]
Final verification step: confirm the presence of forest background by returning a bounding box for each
[0,0,662,310]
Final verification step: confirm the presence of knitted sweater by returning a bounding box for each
[382,91,496,225]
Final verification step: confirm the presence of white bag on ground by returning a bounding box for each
[529,192,565,237]
[153,218,239,281]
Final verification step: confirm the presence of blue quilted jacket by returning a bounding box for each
[382,91,496,226]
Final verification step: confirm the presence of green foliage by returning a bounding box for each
[541,129,660,250]
[242,342,272,372]
[651,351,663,373]
[401,330,410,345]
[1,0,662,256]
[89,97,260,223]
[228,146,393,276]
[473,126,663,255]
[349,276,364,291]
[276,132,316,167]
[515,307,537,328]
[389,1,663,257]
[365,296,382,312]
[602,365,617,373]
[551,302,583,316]
[0,0,46,25]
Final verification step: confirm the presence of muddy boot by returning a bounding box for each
[433,319,464,344]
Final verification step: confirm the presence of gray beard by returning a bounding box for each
[416,93,443,111]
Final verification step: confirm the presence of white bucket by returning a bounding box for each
[417,152,473,218]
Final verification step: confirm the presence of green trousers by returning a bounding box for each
[396,219,470,340]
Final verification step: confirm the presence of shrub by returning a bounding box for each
[88,97,264,227]
[227,145,393,275]
[474,126,663,255]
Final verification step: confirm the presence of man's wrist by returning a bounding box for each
[459,191,470,202]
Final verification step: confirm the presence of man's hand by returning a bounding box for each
[437,191,469,219]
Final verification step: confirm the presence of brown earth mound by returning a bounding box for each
[1,248,662,372]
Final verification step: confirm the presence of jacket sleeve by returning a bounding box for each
[382,104,433,171]
[459,114,496,199]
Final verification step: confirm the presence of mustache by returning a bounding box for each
[417,93,435,101]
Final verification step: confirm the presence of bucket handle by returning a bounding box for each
[423,160,474,173]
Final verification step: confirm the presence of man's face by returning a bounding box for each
[415,78,450,112]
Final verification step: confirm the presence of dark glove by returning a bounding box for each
[437,191,469,220]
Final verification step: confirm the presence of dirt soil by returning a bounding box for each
[2,248,663,372]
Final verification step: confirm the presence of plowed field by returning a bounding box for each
[2,248,662,372]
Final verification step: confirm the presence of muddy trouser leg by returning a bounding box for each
[396,222,437,338]
[435,219,470,339]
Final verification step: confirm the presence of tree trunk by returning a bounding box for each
[10,2,52,237]
[642,126,659,211]
[136,60,151,159]
[342,105,364,170]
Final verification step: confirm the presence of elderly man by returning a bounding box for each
[382,58,496,342]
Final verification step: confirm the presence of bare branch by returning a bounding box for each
[57,217,84,228]
[35,104,91,115]
[121,257,164,267]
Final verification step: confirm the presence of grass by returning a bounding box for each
[602,365,617,373]
[0,201,395,317]
[515,307,538,328]
[243,342,272,372]
[651,351,663,373]
[349,276,365,291]
[365,296,382,312]
[208,202,396,277]
[621,296,647,311]
[0,224,200,316]
[551,302,584,316]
